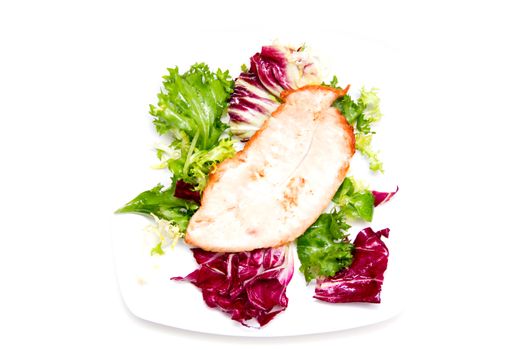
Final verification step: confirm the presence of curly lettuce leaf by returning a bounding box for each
[297,177,380,282]
[150,63,233,150]
[146,214,185,255]
[330,77,384,172]
[355,134,383,172]
[297,212,354,283]
[314,227,390,303]
[150,242,165,256]
[334,87,382,135]
[115,184,198,231]
[148,63,236,191]
[164,135,236,192]
[332,94,362,126]
[357,88,382,134]
[332,177,375,222]
[118,63,236,234]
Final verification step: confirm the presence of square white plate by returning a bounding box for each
[111,30,405,337]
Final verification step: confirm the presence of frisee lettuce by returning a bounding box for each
[332,177,375,222]
[297,177,377,282]
[164,133,235,192]
[330,76,384,172]
[150,63,233,150]
[117,63,237,243]
[296,212,353,283]
[116,183,198,231]
[150,242,165,256]
[355,134,383,172]
[149,63,237,192]
[147,214,185,255]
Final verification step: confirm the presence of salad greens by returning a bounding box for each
[161,135,236,192]
[149,63,236,192]
[330,76,384,172]
[332,177,375,222]
[314,227,390,303]
[146,214,185,256]
[115,183,198,231]
[296,177,377,282]
[172,246,294,327]
[117,63,236,247]
[297,212,353,283]
[150,63,233,150]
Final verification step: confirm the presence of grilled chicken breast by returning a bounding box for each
[185,86,355,252]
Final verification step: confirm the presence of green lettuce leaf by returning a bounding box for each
[329,77,384,172]
[355,133,383,172]
[115,184,198,231]
[149,63,236,192]
[332,177,375,222]
[296,177,376,282]
[297,212,354,283]
[357,87,382,134]
[150,242,165,256]
[164,135,236,192]
[118,63,236,239]
[149,63,233,150]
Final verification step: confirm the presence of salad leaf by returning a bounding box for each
[333,177,375,222]
[250,45,293,97]
[297,212,353,283]
[297,178,396,282]
[150,63,233,150]
[228,72,279,140]
[355,134,383,173]
[328,75,339,88]
[357,88,383,133]
[146,214,185,255]
[115,184,198,231]
[118,63,236,241]
[174,180,201,203]
[333,86,382,134]
[172,246,294,327]
[314,227,390,303]
[165,135,236,192]
[332,94,362,125]
[330,80,384,172]
[372,186,399,207]
[150,242,165,256]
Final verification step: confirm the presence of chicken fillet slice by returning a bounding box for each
[185,86,355,252]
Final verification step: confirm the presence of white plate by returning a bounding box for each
[111,31,405,337]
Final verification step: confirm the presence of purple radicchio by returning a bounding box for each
[372,186,399,207]
[174,179,201,204]
[171,245,294,327]
[228,44,322,139]
[314,227,390,303]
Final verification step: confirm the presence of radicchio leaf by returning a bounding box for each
[174,179,201,204]
[314,227,390,303]
[372,186,399,207]
[250,46,292,96]
[172,245,294,327]
[227,72,279,140]
[228,44,322,139]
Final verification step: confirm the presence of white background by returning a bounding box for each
[1,0,524,348]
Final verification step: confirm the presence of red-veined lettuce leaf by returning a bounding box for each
[172,245,294,327]
[314,227,390,303]
[228,44,321,139]
[174,179,201,204]
[372,186,399,207]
